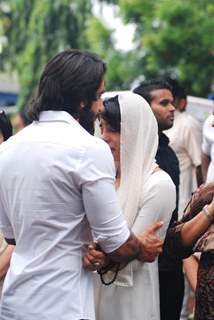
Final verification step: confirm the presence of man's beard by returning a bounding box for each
[78,106,96,135]
[159,120,173,131]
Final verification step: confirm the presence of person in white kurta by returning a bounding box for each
[202,114,214,182]
[95,92,176,320]
[166,110,202,217]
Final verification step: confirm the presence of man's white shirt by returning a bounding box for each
[165,110,202,216]
[0,111,129,320]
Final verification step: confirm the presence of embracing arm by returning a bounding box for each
[83,175,174,271]
[180,199,214,247]
[166,195,214,258]
[81,142,164,270]
[83,221,164,271]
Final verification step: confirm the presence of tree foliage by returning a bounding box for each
[0,0,92,108]
[0,0,213,107]
[111,0,214,96]
[0,0,142,106]
[85,15,139,90]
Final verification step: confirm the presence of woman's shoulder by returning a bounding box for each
[148,169,175,190]
[140,170,176,227]
[142,169,176,205]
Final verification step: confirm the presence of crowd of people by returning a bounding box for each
[0,49,213,320]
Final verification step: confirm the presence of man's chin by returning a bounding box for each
[160,123,173,131]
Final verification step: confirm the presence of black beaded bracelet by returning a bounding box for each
[97,262,120,286]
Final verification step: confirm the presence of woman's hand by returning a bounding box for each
[137,221,164,262]
[83,242,107,271]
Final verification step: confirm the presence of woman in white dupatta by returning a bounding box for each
[94,92,176,320]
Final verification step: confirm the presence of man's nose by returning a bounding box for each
[169,103,175,111]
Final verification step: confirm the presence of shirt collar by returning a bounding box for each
[38,111,76,125]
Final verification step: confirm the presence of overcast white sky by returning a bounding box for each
[92,0,135,51]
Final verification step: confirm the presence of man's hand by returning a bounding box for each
[83,242,107,271]
[83,221,164,269]
[138,221,164,263]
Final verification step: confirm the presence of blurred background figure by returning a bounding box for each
[165,78,202,217]
[165,182,214,320]
[164,79,203,320]
[0,110,14,297]
[13,110,32,132]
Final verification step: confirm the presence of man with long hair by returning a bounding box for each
[0,50,162,320]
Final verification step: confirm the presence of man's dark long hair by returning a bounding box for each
[30,49,106,121]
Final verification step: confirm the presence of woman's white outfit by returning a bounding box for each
[95,92,176,320]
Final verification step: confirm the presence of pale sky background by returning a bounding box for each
[92,0,135,51]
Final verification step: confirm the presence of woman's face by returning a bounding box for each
[0,130,4,144]
[100,118,120,163]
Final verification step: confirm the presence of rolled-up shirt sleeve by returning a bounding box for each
[77,139,130,253]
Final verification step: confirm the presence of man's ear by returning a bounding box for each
[80,101,85,109]
[178,98,187,112]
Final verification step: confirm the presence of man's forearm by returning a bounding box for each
[107,221,163,264]
[107,232,141,264]
[83,222,164,271]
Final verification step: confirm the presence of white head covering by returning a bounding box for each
[117,92,158,228]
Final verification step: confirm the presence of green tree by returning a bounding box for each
[85,15,140,90]
[102,0,214,96]
[0,0,92,109]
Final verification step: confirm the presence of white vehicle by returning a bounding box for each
[186,95,213,125]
